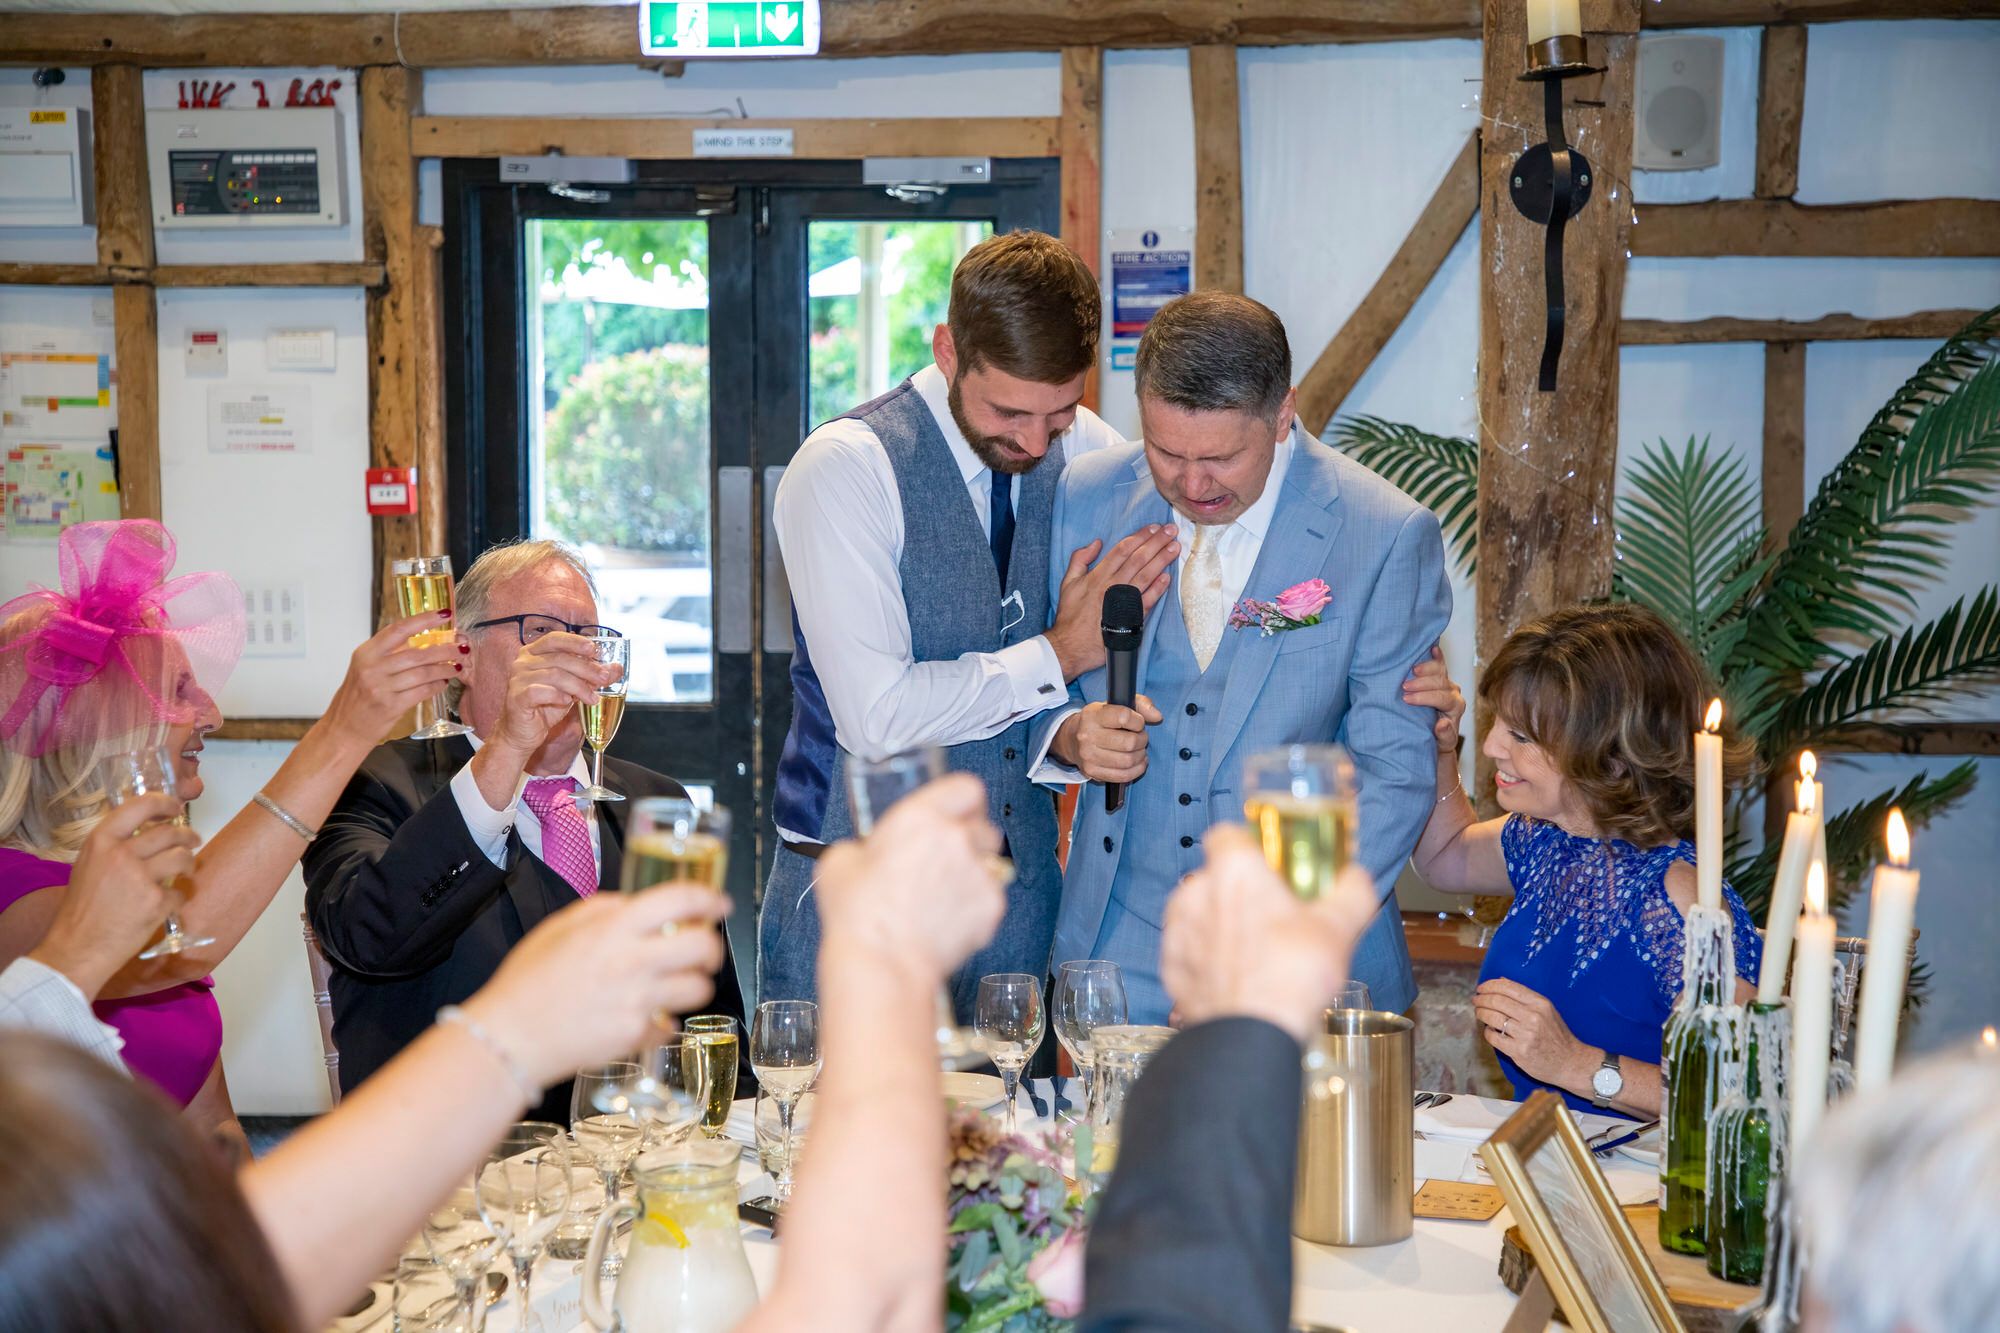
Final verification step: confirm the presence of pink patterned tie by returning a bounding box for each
[520,776,598,898]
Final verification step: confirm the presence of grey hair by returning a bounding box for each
[1793,1038,2000,1333]
[444,537,598,713]
[1132,291,1292,421]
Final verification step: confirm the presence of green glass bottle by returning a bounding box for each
[1659,904,1738,1257]
[1706,1002,1788,1283]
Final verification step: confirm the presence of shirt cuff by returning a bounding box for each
[12,956,126,1056]
[999,635,1071,717]
[450,759,518,868]
[1028,705,1085,788]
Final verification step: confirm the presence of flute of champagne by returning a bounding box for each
[393,555,472,740]
[1242,744,1359,903]
[576,633,630,804]
[98,746,214,958]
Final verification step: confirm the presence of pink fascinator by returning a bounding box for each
[0,520,244,757]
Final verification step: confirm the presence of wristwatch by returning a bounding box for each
[1591,1050,1624,1108]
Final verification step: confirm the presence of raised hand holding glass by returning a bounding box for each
[576,633,630,803]
[98,746,212,958]
[394,555,472,740]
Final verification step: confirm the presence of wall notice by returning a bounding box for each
[1106,227,1193,372]
[206,384,312,453]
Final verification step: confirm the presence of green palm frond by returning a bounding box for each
[1326,415,1478,571]
[1726,762,1977,918]
[1768,588,2000,756]
[1729,306,2000,677]
[1611,437,1772,670]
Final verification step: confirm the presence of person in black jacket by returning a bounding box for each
[1082,825,1378,1332]
[304,539,747,1123]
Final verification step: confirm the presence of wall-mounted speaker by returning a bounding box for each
[1635,34,1725,171]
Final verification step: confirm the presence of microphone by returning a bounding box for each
[1101,583,1144,814]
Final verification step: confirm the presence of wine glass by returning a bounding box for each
[846,748,987,1068]
[620,798,730,895]
[394,555,472,740]
[1242,744,1358,902]
[1326,979,1373,1012]
[422,1178,504,1333]
[750,1000,821,1201]
[633,1036,707,1148]
[569,1063,645,1280]
[1054,960,1128,1125]
[576,632,630,803]
[976,973,1045,1134]
[683,1015,739,1138]
[474,1122,568,1333]
[98,746,214,959]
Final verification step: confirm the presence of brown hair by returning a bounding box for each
[1134,292,1293,420]
[1478,603,1757,847]
[946,230,1100,383]
[0,1032,299,1333]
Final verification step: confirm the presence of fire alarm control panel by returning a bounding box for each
[147,108,343,228]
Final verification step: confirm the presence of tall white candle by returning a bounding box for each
[1853,810,1920,1092]
[1756,753,1821,1003]
[1525,0,1583,44]
[1695,699,1724,911]
[1790,861,1835,1156]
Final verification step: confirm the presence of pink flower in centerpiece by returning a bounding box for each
[1026,1225,1086,1318]
[1275,578,1332,623]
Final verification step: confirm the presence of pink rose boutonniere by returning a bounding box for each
[1229,578,1332,637]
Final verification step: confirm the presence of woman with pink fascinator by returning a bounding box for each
[0,519,462,1152]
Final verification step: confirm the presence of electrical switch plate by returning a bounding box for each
[241,583,307,658]
[266,327,337,371]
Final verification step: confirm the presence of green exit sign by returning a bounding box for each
[640,1,820,57]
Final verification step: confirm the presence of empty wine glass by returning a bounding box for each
[421,1178,504,1333]
[750,1000,821,1201]
[635,1036,707,1148]
[474,1122,568,1333]
[576,633,630,804]
[1054,960,1128,1125]
[1325,979,1373,1012]
[569,1063,645,1280]
[977,973,1045,1133]
[98,746,213,958]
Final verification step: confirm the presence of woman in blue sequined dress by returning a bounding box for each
[1402,604,1761,1119]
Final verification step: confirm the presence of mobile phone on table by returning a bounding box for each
[739,1196,782,1234]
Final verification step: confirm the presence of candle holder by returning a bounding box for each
[1510,36,1599,392]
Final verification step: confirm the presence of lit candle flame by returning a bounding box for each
[1887,808,1911,868]
[1805,860,1827,916]
[1799,750,1817,782]
[1984,1026,1998,1050]
[1703,698,1723,733]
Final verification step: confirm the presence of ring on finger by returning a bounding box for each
[1501,1019,1511,1038]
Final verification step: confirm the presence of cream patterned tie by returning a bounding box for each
[1182,524,1226,671]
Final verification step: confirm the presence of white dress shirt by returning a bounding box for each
[773,362,1125,837]
[0,956,127,1069]
[449,732,603,877]
[1030,428,1296,785]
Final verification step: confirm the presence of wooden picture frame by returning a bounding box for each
[1478,1092,1684,1333]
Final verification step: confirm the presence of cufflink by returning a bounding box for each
[1038,683,1059,695]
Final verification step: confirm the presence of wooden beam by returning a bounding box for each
[1633,199,2000,257]
[410,115,1059,160]
[1059,47,1104,414]
[211,718,319,742]
[1760,339,1808,847]
[1189,44,1244,294]
[362,67,424,625]
[0,265,110,287]
[92,66,154,272]
[1754,24,1808,199]
[151,263,388,289]
[413,225,450,557]
[112,285,161,523]
[1817,722,2000,757]
[1476,5,1639,737]
[1620,309,1981,344]
[1297,132,1480,437]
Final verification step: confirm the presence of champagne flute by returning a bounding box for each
[575,632,630,803]
[620,798,729,894]
[569,1063,645,1280]
[751,1000,821,1201]
[846,748,990,1068]
[1242,744,1359,902]
[976,972,1045,1134]
[422,1178,504,1333]
[683,1015,739,1137]
[98,746,214,958]
[474,1122,568,1333]
[1053,960,1127,1125]
[394,555,472,740]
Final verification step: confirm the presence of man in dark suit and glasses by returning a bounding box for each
[304,539,747,1124]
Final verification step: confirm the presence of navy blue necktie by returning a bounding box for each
[988,470,1016,587]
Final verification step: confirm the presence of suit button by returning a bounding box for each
[1180,835,1194,849]
[1185,702,1199,716]
[1103,836,1114,853]
[1003,746,1018,760]
[1178,747,1193,761]
[1178,793,1193,806]
[1002,803,1013,818]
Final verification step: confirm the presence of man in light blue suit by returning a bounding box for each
[1030,293,1450,1022]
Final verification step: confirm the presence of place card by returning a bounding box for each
[1413,1179,1506,1221]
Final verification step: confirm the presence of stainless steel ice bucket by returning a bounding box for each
[1292,1009,1414,1247]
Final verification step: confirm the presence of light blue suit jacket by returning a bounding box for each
[1032,428,1451,1015]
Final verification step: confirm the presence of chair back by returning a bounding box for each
[299,912,341,1106]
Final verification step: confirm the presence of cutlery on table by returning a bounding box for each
[1591,1119,1661,1156]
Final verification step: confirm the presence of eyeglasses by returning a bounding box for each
[470,614,621,646]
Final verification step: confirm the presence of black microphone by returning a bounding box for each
[1101,583,1144,814]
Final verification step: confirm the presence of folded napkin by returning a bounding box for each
[1415,1095,1632,1147]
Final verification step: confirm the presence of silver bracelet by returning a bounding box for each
[1436,784,1465,807]
[253,791,318,842]
[437,1005,539,1106]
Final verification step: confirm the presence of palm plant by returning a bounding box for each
[1329,304,2000,920]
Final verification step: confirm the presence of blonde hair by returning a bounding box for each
[444,538,599,714]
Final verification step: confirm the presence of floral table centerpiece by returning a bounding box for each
[946,1110,1092,1331]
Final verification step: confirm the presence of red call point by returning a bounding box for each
[365,467,418,515]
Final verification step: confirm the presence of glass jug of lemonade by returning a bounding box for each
[581,1139,756,1333]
